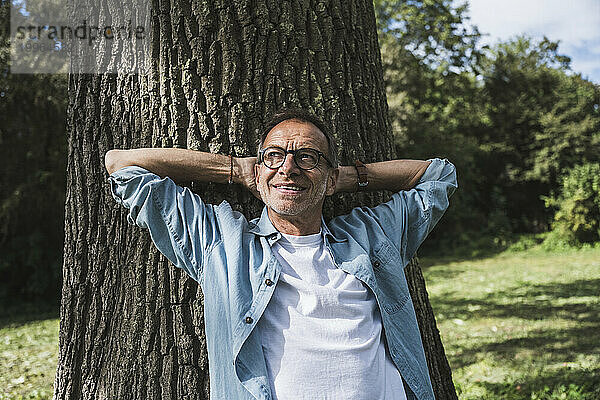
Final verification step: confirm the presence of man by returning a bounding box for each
[105,109,457,400]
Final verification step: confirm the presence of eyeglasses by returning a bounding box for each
[259,146,333,171]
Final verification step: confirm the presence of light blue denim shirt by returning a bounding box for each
[109,157,457,400]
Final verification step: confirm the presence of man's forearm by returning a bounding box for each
[104,148,252,185]
[335,159,432,193]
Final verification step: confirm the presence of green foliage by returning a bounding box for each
[543,163,600,246]
[375,0,497,246]
[529,74,600,185]
[477,36,572,232]
[375,0,600,245]
[374,0,482,71]
[504,233,545,253]
[479,37,599,232]
[375,0,484,150]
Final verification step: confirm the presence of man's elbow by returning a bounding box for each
[105,149,126,175]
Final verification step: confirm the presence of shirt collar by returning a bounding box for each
[249,206,347,243]
[320,216,347,243]
[248,206,279,238]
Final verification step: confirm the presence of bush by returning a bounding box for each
[543,163,600,246]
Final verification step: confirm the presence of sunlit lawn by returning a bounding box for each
[422,246,600,399]
[1,246,599,399]
[0,302,58,400]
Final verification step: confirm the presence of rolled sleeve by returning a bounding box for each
[109,166,219,282]
[371,158,457,265]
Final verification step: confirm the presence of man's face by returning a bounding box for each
[255,119,337,219]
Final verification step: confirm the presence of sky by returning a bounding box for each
[464,0,600,83]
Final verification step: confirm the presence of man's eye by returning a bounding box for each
[266,150,284,159]
[299,152,317,162]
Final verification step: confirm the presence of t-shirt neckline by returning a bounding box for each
[279,230,323,247]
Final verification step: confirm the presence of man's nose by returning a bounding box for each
[278,153,300,175]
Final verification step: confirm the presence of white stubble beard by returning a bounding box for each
[258,173,329,217]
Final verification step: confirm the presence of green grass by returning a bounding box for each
[421,246,600,399]
[1,245,598,399]
[0,301,58,400]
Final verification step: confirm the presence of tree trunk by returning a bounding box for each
[55,0,456,398]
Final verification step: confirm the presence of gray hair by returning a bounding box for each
[257,108,339,168]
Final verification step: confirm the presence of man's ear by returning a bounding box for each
[325,167,339,196]
[254,163,260,186]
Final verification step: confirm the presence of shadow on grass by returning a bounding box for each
[472,367,600,400]
[449,324,600,370]
[416,242,520,273]
[415,257,471,280]
[0,296,59,329]
[418,251,501,270]
[432,279,600,324]
[435,278,600,398]
[417,233,522,267]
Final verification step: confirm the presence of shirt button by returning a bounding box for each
[265,278,273,286]
[245,316,253,324]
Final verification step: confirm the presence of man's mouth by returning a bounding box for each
[272,183,307,194]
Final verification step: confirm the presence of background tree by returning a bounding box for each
[543,163,600,246]
[54,0,456,398]
[478,36,571,233]
[374,0,489,250]
[528,73,600,187]
[375,0,600,251]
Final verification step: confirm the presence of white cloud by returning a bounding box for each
[465,0,600,81]
[467,0,600,44]
[571,58,600,79]
[568,45,600,82]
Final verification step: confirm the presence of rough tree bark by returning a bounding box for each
[54,0,457,398]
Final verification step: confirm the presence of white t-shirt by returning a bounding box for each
[256,231,407,400]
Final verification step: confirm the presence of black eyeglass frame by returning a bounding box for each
[258,146,334,171]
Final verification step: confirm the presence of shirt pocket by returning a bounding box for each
[371,240,411,314]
